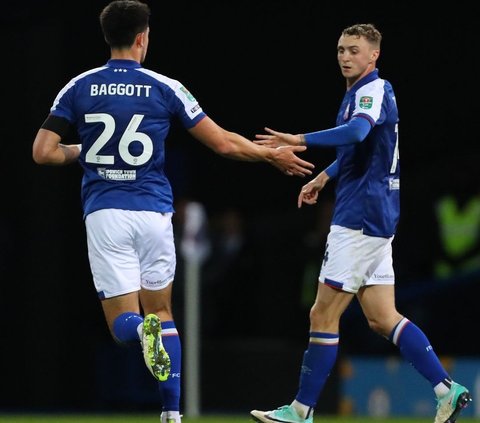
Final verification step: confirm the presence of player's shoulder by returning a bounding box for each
[356,77,391,99]
[136,67,182,91]
[136,68,199,104]
[59,65,108,92]
[72,65,108,83]
[52,65,107,102]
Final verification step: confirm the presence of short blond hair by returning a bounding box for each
[341,23,382,48]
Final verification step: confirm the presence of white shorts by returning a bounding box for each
[85,209,176,299]
[319,225,394,293]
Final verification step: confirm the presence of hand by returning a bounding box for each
[271,145,314,177]
[255,127,303,148]
[297,171,330,207]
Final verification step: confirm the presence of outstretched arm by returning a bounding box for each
[188,116,314,177]
[255,116,371,148]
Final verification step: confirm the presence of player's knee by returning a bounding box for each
[366,318,389,337]
[309,307,340,331]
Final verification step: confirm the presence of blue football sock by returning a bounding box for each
[112,312,143,344]
[296,332,339,407]
[158,320,181,412]
[390,317,449,387]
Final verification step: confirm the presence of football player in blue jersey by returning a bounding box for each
[250,24,471,423]
[31,1,314,422]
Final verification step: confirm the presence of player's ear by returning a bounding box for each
[136,31,146,48]
[371,49,380,62]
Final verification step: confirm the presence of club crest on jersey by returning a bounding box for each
[359,96,373,109]
[180,86,196,102]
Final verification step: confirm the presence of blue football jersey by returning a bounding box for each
[332,69,400,237]
[49,59,206,217]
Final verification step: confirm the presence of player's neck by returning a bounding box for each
[345,64,376,90]
[110,48,141,63]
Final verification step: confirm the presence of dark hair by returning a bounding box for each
[342,23,382,48]
[99,0,150,49]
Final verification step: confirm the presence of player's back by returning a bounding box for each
[50,59,205,217]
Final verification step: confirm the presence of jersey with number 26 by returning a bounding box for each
[333,69,400,238]
[49,59,206,218]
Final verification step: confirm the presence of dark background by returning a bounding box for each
[2,0,479,416]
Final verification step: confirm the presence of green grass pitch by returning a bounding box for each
[0,415,478,423]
